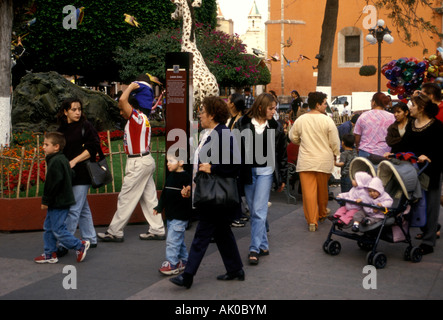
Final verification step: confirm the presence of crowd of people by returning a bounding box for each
[34,81,443,289]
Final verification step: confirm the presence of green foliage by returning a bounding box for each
[17,0,216,83]
[115,24,271,87]
[359,65,377,76]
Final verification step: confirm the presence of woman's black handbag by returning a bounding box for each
[193,172,239,208]
[86,148,113,188]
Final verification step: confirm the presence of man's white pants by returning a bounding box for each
[107,154,164,237]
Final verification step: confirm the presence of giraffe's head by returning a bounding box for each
[171,0,202,20]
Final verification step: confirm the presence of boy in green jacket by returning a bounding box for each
[34,132,90,264]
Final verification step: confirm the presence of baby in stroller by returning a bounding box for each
[332,171,372,227]
[352,177,393,232]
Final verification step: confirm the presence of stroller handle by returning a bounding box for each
[334,198,391,215]
[386,153,429,176]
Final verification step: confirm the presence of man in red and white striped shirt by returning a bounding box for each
[98,82,165,242]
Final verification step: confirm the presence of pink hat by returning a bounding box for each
[354,171,372,188]
[368,177,384,194]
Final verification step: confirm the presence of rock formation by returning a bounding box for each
[12,71,122,133]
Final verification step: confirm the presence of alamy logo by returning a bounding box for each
[63,5,80,30]
[62,265,77,289]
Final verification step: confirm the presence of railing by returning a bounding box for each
[0,132,166,199]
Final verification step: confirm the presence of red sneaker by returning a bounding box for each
[158,261,180,275]
[34,252,58,264]
[76,240,90,262]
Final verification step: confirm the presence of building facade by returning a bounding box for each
[266,0,443,100]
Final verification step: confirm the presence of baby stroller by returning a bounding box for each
[323,156,427,269]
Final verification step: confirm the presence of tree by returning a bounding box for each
[316,0,339,88]
[0,0,33,146]
[114,24,271,88]
[14,0,216,85]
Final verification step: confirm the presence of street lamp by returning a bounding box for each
[366,19,394,93]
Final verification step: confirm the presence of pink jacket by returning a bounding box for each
[337,171,372,210]
[363,177,394,218]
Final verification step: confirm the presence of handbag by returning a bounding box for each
[86,147,113,188]
[193,172,239,208]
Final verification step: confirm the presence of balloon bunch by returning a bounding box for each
[423,48,443,88]
[383,57,426,100]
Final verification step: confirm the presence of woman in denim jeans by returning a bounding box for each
[57,98,101,255]
[234,93,288,265]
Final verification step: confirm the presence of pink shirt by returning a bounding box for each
[353,109,395,156]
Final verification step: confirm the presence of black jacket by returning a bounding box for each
[42,152,76,209]
[58,120,100,185]
[233,115,288,187]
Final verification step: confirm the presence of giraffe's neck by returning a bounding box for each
[181,1,195,48]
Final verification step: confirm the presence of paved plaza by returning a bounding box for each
[1,187,442,308]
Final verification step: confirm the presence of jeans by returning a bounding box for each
[244,169,273,253]
[358,150,371,158]
[44,208,82,254]
[340,175,352,193]
[166,219,189,265]
[65,185,97,244]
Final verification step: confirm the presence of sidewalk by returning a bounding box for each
[1,187,442,302]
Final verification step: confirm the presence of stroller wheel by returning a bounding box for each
[410,247,423,263]
[404,246,412,261]
[327,240,341,256]
[367,251,387,269]
[323,240,331,254]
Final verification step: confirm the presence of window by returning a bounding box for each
[345,35,360,63]
[338,27,363,68]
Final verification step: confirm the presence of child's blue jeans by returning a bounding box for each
[166,219,189,265]
[43,207,82,255]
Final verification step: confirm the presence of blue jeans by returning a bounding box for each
[244,170,273,253]
[65,185,97,244]
[358,150,371,158]
[44,208,82,254]
[166,219,189,265]
[340,175,352,193]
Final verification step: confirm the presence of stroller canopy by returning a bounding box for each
[377,160,422,201]
[349,157,422,201]
[349,157,377,180]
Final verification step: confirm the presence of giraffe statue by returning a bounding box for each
[171,0,219,110]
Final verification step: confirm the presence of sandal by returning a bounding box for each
[415,224,441,240]
[248,252,259,265]
[258,249,269,256]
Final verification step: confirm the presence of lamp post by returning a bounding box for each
[366,19,394,93]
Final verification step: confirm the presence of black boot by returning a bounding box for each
[216,269,245,281]
[170,272,193,289]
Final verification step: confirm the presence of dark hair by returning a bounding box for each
[291,90,299,96]
[128,95,141,110]
[229,93,246,113]
[301,103,309,109]
[248,92,276,120]
[57,97,86,124]
[202,96,230,124]
[45,132,66,151]
[412,94,439,118]
[350,113,360,124]
[307,91,327,110]
[342,133,355,148]
[372,92,391,109]
[392,101,410,117]
[421,82,442,101]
